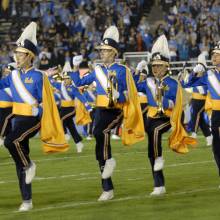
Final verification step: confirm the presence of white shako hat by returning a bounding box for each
[151,34,170,66]
[15,22,38,57]
[96,26,119,54]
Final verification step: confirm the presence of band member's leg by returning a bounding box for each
[93,108,123,192]
[146,117,170,187]
[60,107,82,144]
[211,111,220,176]
[4,116,40,202]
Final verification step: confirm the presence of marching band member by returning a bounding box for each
[181,41,220,183]
[136,35,196,196]
[134,60,149,132]
[0,64,15,146]
[0,22,68,211]
[181,53,212,146]
[51,61,92,153]
[82,83,97,140]
[70,26,145,201]
[0,88,13,146]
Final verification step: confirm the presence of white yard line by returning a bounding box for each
[0,143,211,166]
[0,160,214,185]
[6,185,217,214]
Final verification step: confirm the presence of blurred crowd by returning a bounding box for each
[0,0,219,70]
[160,0,220,61]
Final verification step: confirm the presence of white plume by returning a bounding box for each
[198,52,207,67]
[172,6,178,15]
[16,22,37,46]
[103,26,119,43]
[151,35,170,59]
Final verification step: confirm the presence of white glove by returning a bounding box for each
[193,64,205,73]
[113,90,119,100]
[72,55,83,66]
[136,60,147,71]
[32,107,39,116]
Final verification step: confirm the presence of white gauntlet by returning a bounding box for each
[193,64,205,73]
[72,55,83,66]
[136,60,147,72]
[32,107,39,116]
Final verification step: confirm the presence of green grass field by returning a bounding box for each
[0,134,220,220]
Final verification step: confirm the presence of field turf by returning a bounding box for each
[0,134,220,220]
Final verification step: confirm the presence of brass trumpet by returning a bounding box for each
[155,80,167,117]
[52,65,71,82]
[107,70,118,108]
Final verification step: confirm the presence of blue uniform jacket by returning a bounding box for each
[0,68,43,116]
[70,62,128,106]
[137,75,178,110]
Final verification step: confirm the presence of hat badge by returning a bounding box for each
[154,53,161,60]
[19,40,25,47]
[104,39,109,45]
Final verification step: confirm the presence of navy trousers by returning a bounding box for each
[93,107,123,191]
[4,116,40,201]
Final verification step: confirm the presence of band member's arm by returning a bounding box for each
[135,80,147,93]
[117,68,129,103]
[181,67,208,88]
[0,74,10,89]
[69,70,96,87]
[162,81,178,110]
[35,74,44,117]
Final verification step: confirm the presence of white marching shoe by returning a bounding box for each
[25,162,36,184]
[65,133,71,141]
[111,134,120,140]
[153,157,165,171]
[150,186,166,196]
[190,132,197,138]
[86,135,92,140]
[18,201,33,212]
[98,190,114,201]
[76,142,84,153]
[206,135,213,146]
[102,158,116,179]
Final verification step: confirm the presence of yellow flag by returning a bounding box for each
[75,99,92,125]
[169,82,197,153]
[121,68,145,145]
[41,75,69,153]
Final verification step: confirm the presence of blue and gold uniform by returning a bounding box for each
[137,75,178,159]
[0,22,68,211]
[0,68,43,202]
[0,88,13,138]
[71,62,144,196]
[83,86,97,138]
[187,85,211,138]
[0,68,43,159]
[133,73,148,132]
[52,80,92,147]
[71,26,144,201]
[137,34,195,196]
[183,68,220,175]
[71,63,128,107]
